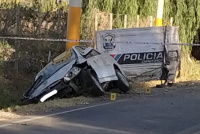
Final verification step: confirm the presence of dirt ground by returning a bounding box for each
[0,81,199,121]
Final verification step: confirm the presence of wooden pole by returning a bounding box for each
[94,13,98,31]
[136,15,140,27]
[149,16,153,27]
[170,17,173,26]
[124,14,127,28]
[94,13,98,49]
[109,13,113,30]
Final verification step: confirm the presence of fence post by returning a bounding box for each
[124,14,127,28]
[170,17,173,26]
[48,51,52,63]
[109,13,113,30]
[136,15,140,27]
[94,13,98,31]
[149,16,153,27]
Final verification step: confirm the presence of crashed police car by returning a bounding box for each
[22,46,130,103]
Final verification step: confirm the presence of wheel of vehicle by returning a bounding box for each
[114,69,130,93]
[156,84,166,88]
[89,70,105,96]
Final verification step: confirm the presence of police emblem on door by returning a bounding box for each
[102,34,116,51]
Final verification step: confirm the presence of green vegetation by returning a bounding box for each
[87,0,200,43]
[0,0,200,43]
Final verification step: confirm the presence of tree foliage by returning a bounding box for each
[1,0,200,44]
[87,0,200,43]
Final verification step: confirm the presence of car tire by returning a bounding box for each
[156,84,166,88]
[114,69,130,93]
[89,70,105,96]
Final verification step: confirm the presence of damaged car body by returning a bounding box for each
[22,46,130,103]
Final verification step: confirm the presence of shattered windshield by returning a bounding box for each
[34,50,76,88]
[75,46,100,59]
[75,46,88,53]
[84,49,100,59]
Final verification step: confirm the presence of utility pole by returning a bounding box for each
[156,0,164,26]
[66,0,82,50]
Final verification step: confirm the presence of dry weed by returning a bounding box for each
[8,96,94,115]
[177,53,200,82]
[130,53,200,93]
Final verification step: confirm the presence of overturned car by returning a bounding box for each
[22,46,130,103]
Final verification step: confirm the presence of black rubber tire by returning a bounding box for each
[114,70,130,93]
[167,82,174,87]
[89,70,105,96]
[156,84,166,88]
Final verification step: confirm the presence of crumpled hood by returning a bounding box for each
[87,54,118,83]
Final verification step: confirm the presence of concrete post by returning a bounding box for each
[156,0,164,26]
[66,0,82,50]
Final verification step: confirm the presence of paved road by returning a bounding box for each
[1,88,200,134]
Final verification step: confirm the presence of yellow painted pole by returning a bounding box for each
[156,0,164,26]
[66,0,82,50]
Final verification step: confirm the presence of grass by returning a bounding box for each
[0,53,200,118]
[0,96,95,120]
[2,96,94,115]
[177,53,200,82]
[0,77,24,109]
[129,53,200,92]
[0,75,95,112]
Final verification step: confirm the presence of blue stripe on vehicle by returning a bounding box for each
[114,54,121,61]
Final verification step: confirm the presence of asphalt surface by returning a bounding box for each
[0,88,200,134]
